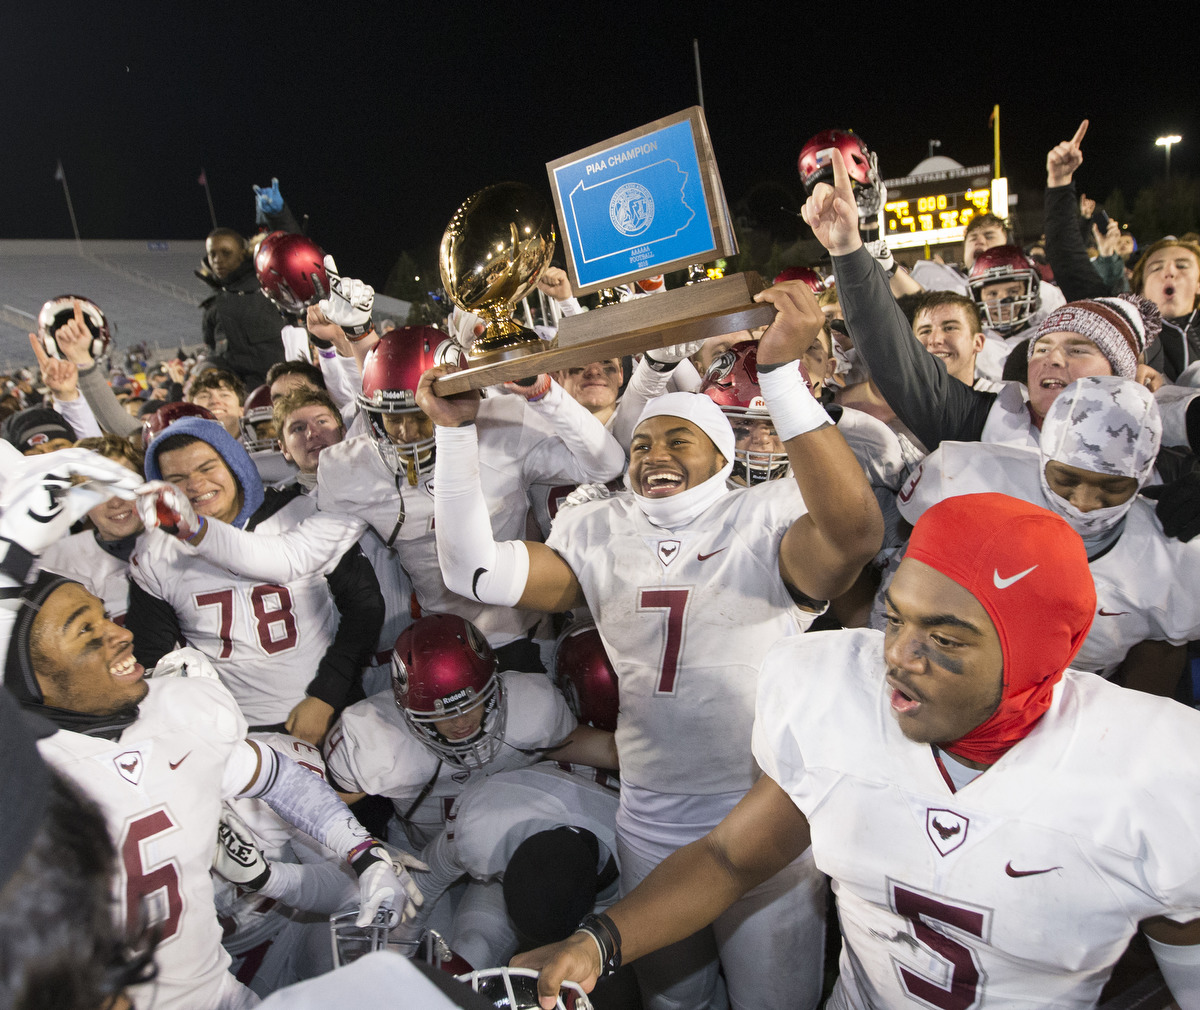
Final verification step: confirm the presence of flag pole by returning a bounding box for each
[199,168,218,229]
[54,160,82,249]
[992,104,1001,179]
[693,39,705,110]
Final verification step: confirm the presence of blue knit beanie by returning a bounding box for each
[144,416,264,528]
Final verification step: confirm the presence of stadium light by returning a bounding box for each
[1156,135,1182,178]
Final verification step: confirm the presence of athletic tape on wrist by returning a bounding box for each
[757,362,832,440]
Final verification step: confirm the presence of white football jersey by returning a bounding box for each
[448,762,619,881]
[547,480,817,795]
[39,529,139,624]
[896,441,1200,675]
[131,494,340,725]
[39,677,251,1010]
[318,394,619,647]
[323,672,577,849]
[754,629,1200,1009]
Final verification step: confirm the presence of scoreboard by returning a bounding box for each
[881,163,995,250]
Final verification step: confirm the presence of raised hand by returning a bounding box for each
[800,149,862,256]
[753,280,825,367]
[415,364,480,428]
[29,333,79,401]
[51,299,97,367]
[136,480,204,541]
[536,266,573,301]
[1047,119,1088,188]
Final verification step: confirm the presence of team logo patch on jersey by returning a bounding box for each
[926,808,968,856]
[113,749,145,786]
[656,540,681,567]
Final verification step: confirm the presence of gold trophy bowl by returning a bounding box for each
[438,182,557,364]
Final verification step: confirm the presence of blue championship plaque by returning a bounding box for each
[547,107,737,295]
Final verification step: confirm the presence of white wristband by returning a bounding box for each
[758,362,832,441]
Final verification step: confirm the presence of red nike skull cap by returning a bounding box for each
[905,493,1096,763]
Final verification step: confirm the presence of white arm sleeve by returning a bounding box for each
[523,381,625,482]
[608,355,674,451]
[258,854,358,914]
[189,509,368,582]
[433,424,530,607]
[1147,935,1200,1007]
[316,350,364,412]
[52,394,103,439]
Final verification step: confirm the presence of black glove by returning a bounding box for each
[1143,468,1200,542]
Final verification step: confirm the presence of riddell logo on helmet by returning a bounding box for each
[435,688,473,711]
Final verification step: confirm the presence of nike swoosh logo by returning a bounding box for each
[697,549,727,561]
[993,564,1037,589]
[169,752,191,770]
[1098,609,1130,617]
[1005,861,1061,877]
[471,567,487,601]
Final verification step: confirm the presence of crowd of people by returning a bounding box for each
[2,122,1200,1010]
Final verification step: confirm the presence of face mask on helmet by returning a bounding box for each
[329,914,473,972]
[969,246,1042,335]
[798,129,885,221]
[239,384,277,453]
[38,295,114,361]
[391,615,507,770]
[358,327,461,484]
[700,341,790,486]
[455,967,594,1010]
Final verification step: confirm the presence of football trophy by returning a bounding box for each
[438,182,556,365]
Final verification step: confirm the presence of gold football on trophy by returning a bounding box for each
[439,182,556,364]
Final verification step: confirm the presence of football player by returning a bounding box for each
[517,493,1200,1010]
[0,463,421,1010]
[127,415,383,744]
[143,326,626,673]
[422,279,883,1009]
[896,374,1200,694]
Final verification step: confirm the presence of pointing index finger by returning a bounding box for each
[1071,119,1089,148]
[28,332,52,368]
[830,148,853,198]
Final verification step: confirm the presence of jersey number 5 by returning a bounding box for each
[121,808,182,941]
[638,588,691,695]
[891,882,987,1010]
[195,585,299,658]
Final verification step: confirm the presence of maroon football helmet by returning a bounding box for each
[141,402,218,449]
[798,129,885,219]
[773,266,827,294]
[553,623,619,733]
[701,341,802,485]
[254,232,329,316]
[358,327,461,482]
[391,614,506,770]
[968,245,1041,335]
[38,295,114,361]
[239,384,276,453]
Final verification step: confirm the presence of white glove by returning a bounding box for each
[352,844,428,927]
[319,254,374,335]
[560,482,615,512]
[0,449,141,582]
[644,339,705,370]
[213,809,271,889]
[136,480,203,541]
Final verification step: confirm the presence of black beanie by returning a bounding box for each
[503,827,600,945]
[1,407,76,453]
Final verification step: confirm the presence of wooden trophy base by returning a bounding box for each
[431,272,776,395]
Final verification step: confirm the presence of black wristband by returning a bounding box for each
[642,352,679,373]
[576,911,622,975]
[0,538,36,585]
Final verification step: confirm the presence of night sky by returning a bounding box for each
[5,6,1194,288]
